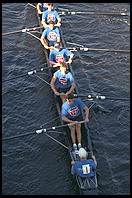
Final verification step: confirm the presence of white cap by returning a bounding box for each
[78,148,87,158]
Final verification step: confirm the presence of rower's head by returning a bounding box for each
[44,3,50,7]
[54,42,61,51]
[66,93,74,105]
[59,62,68,71]
[48,21,54,30]
[78,148,88,159]
[47,3,54,11]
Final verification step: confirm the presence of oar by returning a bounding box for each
[26,3,129,17]
[2,130,65,141]
[2,26,42,36]
[25,31,55,51]
[36,120,85,134]
[67,41,130,53]
[34,73,51,86]
[27,3,69,12]
[2,121,85,141]
[2,131,37,141]
[43,132,69,150]
[74,94,130,101]
[26,31,41,41]
[68,47,130,53]
[59,11,130,17]
[2,66,50,83]
[27,3,36,9]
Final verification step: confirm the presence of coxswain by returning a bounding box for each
[61,93,89,151]
[36,3,49,21]
[71,148,97,178]
[50,62,76,103]
[40,21,61,50]
[42,3,61,29]
[49,42,74,67]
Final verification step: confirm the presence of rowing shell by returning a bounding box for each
[36,5,98,195]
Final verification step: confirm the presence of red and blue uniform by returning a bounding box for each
[71,159,96,178]
[61,98,86,120]
[54,70,74,89]
[42,9,60,25]
[49,48,72,63]
[42,27,60,46]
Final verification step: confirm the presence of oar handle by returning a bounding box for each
[36,121,86,134]
[68,120,85,126]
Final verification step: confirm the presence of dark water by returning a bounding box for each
[2,3,130,195]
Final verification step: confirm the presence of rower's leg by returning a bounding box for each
[69,125,76,144]
[75,123,81,145]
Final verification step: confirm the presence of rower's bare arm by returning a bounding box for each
[40,37,48,49]
[83,106,89,122]
[50,77,60,95]
[50,76,56,91]
[36,3,39,11]
[56,18,61,27]
[49,60,57,66]
[37,3,43,14]
[40,37,44,46]
[92,155,97,166]
[62,116,74,123]
[71,160,75,165]
[42,20,48,28]
[68,53,74,64]
[57,37,61,43]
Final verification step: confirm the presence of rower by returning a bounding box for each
[42,3,61,29]
[71,148,97,177]
[50,62,76,104]
[37,3,49,21]
[61,93,89,151]
[49,42,74,67]
[40,21,61,50]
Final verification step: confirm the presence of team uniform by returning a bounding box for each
[71,159,96,178]
[61,98,86,121]
[41,27,61,47]
[54,70,75,93]
[42,9,60,25]
[49,48,73,64]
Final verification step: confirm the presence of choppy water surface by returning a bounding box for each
[2,3,130,195]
